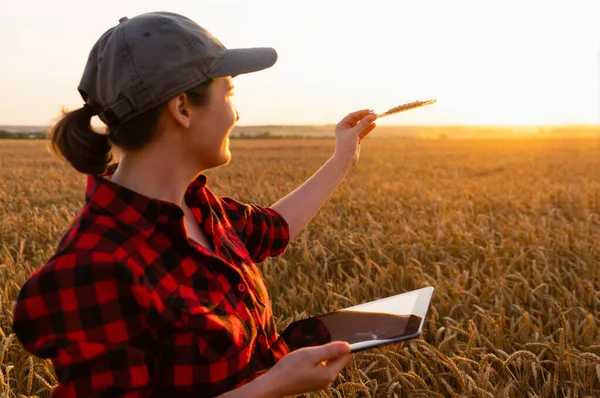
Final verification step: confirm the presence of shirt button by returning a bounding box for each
[257,335,266,344]
[237,283,246,293]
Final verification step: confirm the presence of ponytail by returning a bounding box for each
[49,78,214,175]
[49,106,112,175]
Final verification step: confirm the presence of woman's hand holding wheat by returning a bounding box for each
[332,109,377,168]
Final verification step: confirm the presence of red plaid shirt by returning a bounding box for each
[12,164,291,397]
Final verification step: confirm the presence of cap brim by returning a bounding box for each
[210,47,277,77]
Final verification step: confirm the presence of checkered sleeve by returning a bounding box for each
[280,317,332,351]
[11,252,156,397]
[220,196,290,263]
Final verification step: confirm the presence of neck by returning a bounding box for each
[108,148,202,209]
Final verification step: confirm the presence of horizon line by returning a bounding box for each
[2,122,600,129]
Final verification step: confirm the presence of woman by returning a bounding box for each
[11,11,377,397]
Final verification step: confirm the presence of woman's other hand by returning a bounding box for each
[260,341,352,397]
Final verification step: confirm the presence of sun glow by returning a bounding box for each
[0,0,599,127]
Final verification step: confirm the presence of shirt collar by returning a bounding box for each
[85,163,208,238]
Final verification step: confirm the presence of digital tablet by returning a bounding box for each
[281,286,434,353]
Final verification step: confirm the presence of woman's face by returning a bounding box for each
[188,76,239,170]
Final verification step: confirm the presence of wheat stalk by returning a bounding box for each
[376,99,436,118]
[25,356,34,395]
[503,350,540,367]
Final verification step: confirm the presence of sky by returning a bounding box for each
[1,0,599,126]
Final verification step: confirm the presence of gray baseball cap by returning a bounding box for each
[79,11,277,125]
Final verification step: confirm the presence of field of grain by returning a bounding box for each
[1,137,599,397]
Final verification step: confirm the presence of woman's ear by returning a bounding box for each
[166,93,191,128]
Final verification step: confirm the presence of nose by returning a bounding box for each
[235,109,240,122]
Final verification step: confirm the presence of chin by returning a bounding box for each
[222,143,232,163]
[197,151,230,170]
[214,151,232,168]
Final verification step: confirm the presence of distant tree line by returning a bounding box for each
[231,131,332,139]
[0,130,46,140]
[0,129,324,141]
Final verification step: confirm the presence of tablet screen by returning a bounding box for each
[281,287,433,352]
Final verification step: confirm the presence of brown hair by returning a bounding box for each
[50,79,214,175]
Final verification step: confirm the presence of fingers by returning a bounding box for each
[308,341,351,363]
[337,109,371,127]
[359,122,377,140]
[351,111,376,138]
[359,113,377,129]
[319,352,351,388]
[324,353,351,371]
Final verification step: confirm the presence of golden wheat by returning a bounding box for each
[1,137,599,397]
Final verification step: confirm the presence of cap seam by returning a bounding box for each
[118,22,150,119]
[206,49,228,77]
[182,20,214,78]
[181,15,226,79]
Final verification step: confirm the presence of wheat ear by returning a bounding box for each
[377,98,436,118]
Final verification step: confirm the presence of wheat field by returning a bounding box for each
[1,137,599,397]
